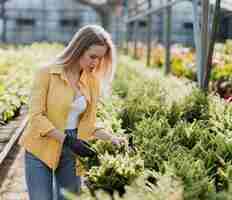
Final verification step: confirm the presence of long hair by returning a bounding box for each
[52,25,116,98]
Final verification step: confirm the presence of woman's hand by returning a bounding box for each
[64,135,97,158]
[94,129,128,146]
[111,135,128,147]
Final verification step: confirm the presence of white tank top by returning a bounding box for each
[65,95,87,129]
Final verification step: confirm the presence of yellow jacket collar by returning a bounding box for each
[49,65,87,85]
[49,65,91,103]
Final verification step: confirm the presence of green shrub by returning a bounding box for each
[86,153,144,196]
[120,79,165,133]
[180,89,210,123]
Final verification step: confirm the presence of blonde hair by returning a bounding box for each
[53,24,116,98]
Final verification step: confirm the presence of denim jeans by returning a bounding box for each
[24,129,81,200]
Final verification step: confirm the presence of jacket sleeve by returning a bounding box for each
[29,67,56,137]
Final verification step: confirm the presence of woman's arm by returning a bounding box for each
[94,129,127,146]
[94,128,113,141]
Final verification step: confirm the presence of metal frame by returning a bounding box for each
[126,0,188,23]
[125,0,189,76]
[123,0,222,90]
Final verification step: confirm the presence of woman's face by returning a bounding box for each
[79,44,108,73]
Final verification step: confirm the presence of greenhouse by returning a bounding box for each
[0,1,232,200]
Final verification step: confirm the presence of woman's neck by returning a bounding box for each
[70,65,81,76]
[66,65,82,79]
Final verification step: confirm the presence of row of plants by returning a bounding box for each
[0,72,29,123]
[64,54,232,200]
[0,43,63,124]
[126,40,232,95]
[126,42,196,80]
[119,56,232,199]
[2,43,232,199]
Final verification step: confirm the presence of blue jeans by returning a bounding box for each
[24,129,81,200]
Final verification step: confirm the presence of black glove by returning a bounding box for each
[64,135,97,158]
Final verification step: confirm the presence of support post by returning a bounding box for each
[146,0,152,66]
[203,0,221,90]
[200,0,209,89]
[164,0,172,75]
[134,20,138,59]
[1,2,6,42]
[125,23,129,55]
[193,0,202,84]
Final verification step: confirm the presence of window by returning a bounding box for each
[16,18,35,26]
[183,22,193,30]
[60,19,79,27]
[139,20,147,27]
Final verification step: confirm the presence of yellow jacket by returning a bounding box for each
[18,64,103,175]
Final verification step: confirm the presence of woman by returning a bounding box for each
[18,25,126,200]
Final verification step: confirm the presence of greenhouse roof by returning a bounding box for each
[210,0,232,11]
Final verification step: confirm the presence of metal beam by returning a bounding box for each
[133,21,139,59]
[146,0,152,66]
[204,0,221,89]
[126,0,189,23]
[164,0,172,75]
[1,2,6,42]
[200,0,210,89]
[193,0,202,84]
